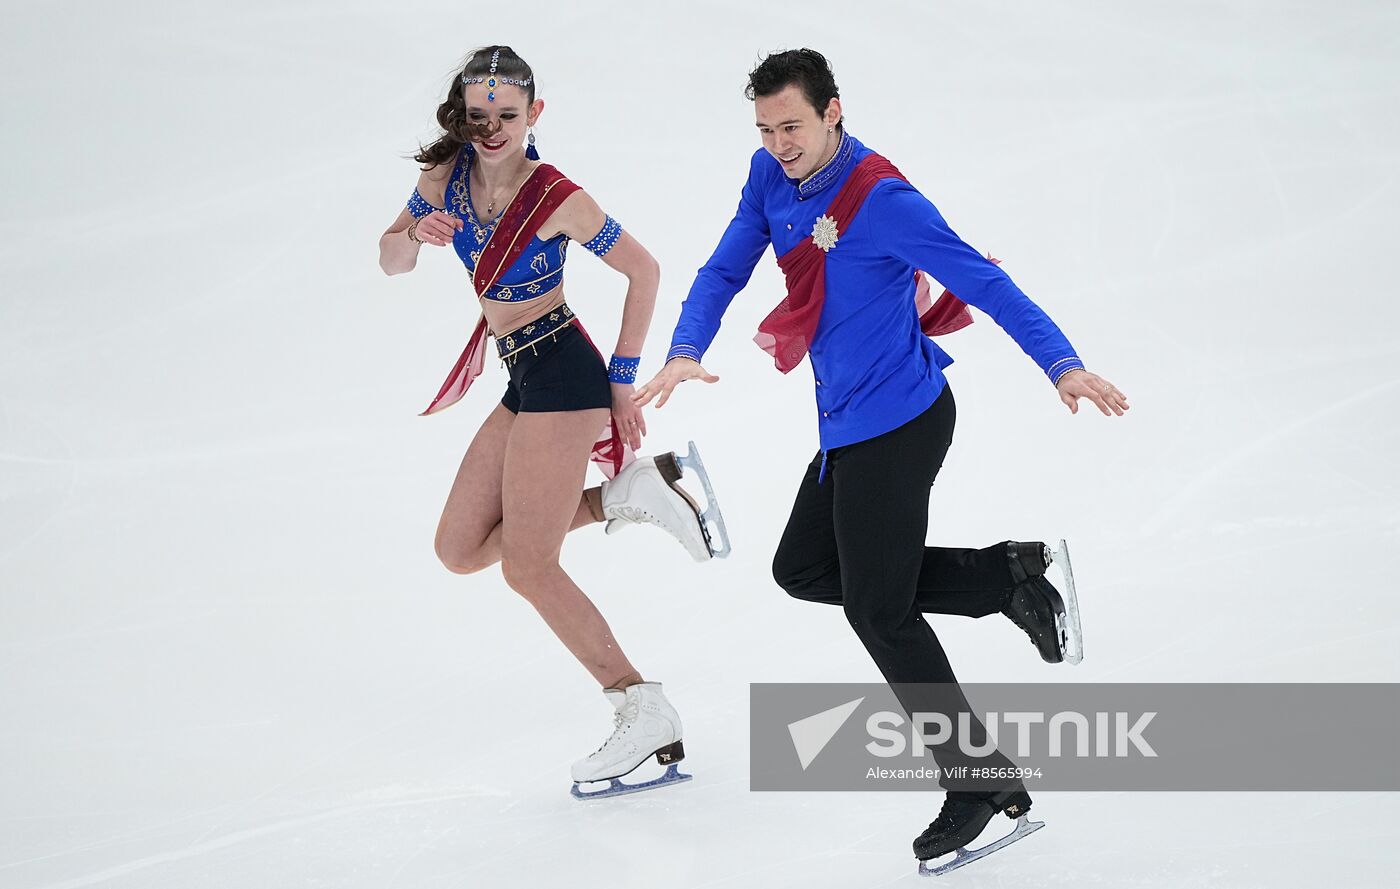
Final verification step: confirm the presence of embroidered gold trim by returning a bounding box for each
[798,136,845,190]
[496,316,578,360]
[490,265,564,291]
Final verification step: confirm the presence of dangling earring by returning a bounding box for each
[526,127,540,160]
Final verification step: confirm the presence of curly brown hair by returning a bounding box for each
[412,46,537,169]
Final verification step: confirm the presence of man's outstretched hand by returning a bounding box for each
[633,358,721,409]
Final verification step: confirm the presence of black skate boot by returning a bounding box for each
[1002,542,1066,664]
[914,784,1036,865]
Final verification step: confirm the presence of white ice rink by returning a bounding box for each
[3,1,1398,886]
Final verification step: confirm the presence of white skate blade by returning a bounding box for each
[570,763,692,800]
[918,815,1045,876]
[1049,539,1084,665]
[675,441,732,559]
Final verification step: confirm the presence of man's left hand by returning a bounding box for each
[1057,369,1130,416]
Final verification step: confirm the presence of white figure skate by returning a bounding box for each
[601,441,731,561]
[570,682,691,799]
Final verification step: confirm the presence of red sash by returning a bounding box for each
[754,153,978,373]
[419,161,630,478]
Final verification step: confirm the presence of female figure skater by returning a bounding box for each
[378,46,723,797]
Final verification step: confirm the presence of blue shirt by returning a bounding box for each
[668,131,1084,455]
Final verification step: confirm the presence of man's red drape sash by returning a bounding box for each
[754,153,978,373]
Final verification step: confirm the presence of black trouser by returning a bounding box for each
[772,387,1019,789]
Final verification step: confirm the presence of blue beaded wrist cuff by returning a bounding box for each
[608,354,641,384]
[1048,356,1086,385]
[666,344,702,364]
[584,216,623,257]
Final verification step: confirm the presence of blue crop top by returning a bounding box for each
[406,146,623,302]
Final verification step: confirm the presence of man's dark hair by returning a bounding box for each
[745,48,843,124]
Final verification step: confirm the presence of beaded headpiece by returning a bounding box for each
[461,49,533,103]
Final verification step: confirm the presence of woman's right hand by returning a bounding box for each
[413,211,463,247]
[632,357,720,409]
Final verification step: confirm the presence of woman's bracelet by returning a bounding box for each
[406,218,424,244]
[608,354,641,384]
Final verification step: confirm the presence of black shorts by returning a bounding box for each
[500,320,612,414]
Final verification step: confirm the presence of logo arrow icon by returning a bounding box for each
[788,697,865,770]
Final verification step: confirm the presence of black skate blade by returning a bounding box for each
[570,763,692,800]
[918,815,1044,876]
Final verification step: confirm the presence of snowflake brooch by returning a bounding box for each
[811,214,839,252]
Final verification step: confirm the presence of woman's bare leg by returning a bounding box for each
[499,408,641,689]
[435,402,603,575]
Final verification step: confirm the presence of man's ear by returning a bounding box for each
[824,97,843,128]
